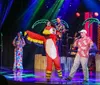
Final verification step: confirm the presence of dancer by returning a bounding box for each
[65,29,93,83]
[12,31,26,70]
[24,21,62,81]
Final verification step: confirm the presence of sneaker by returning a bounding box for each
[82,80,88,84]
[65,76,72,81]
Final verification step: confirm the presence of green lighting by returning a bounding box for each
[44,0,64,19]
[27,0,45,27]
[0,72,7,74]
[82,18,100,28]
[44,0,60,19]
[32,19,49,29]
[24,74,35,77]
[52,0,64,19]
[31,18,69,33]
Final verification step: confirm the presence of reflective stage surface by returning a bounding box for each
[0,68,100,85]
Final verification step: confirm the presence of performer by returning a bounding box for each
[56,17,66,38]
[65,29,93,83]
[24,21,62,81]
[55,17,67,56]
[12,31,26,70]
[88,43,97,71]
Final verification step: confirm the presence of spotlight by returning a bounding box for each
[76,12,80,17]
[94,12,99,17]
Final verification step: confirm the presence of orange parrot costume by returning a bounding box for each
[24,25,62,80]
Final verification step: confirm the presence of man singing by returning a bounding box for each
[65,29,93,83]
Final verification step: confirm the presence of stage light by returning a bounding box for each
[94,12,99,17]
[76,12,80,17]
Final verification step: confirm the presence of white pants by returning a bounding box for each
[69,55,89,80]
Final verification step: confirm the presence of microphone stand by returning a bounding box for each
[0,33,3,69]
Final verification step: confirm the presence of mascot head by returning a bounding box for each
[43,21,56,35]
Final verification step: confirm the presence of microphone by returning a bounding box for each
[74,36,81,41]
[77,36,81,39]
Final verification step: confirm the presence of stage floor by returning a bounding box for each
[0,68,100,85]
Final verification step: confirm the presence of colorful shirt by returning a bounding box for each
[56,23,66,39]
[74,36,93,58]
[13,37,25,70]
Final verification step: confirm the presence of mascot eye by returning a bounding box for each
[49,28,56,34]
[50,29,53,34]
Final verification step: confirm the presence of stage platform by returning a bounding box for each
[0,67,100,85]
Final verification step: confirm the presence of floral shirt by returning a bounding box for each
[74,36,93,58]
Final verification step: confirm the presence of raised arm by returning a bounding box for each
[12,37,17,47]
[22,38,26,47]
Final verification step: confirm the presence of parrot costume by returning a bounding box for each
[24,25,62,80]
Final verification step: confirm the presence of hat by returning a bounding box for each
[79,29,87,34]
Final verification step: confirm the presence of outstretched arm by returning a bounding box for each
[24,30,46,44]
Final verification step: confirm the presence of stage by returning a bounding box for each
[0,67,100,85]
